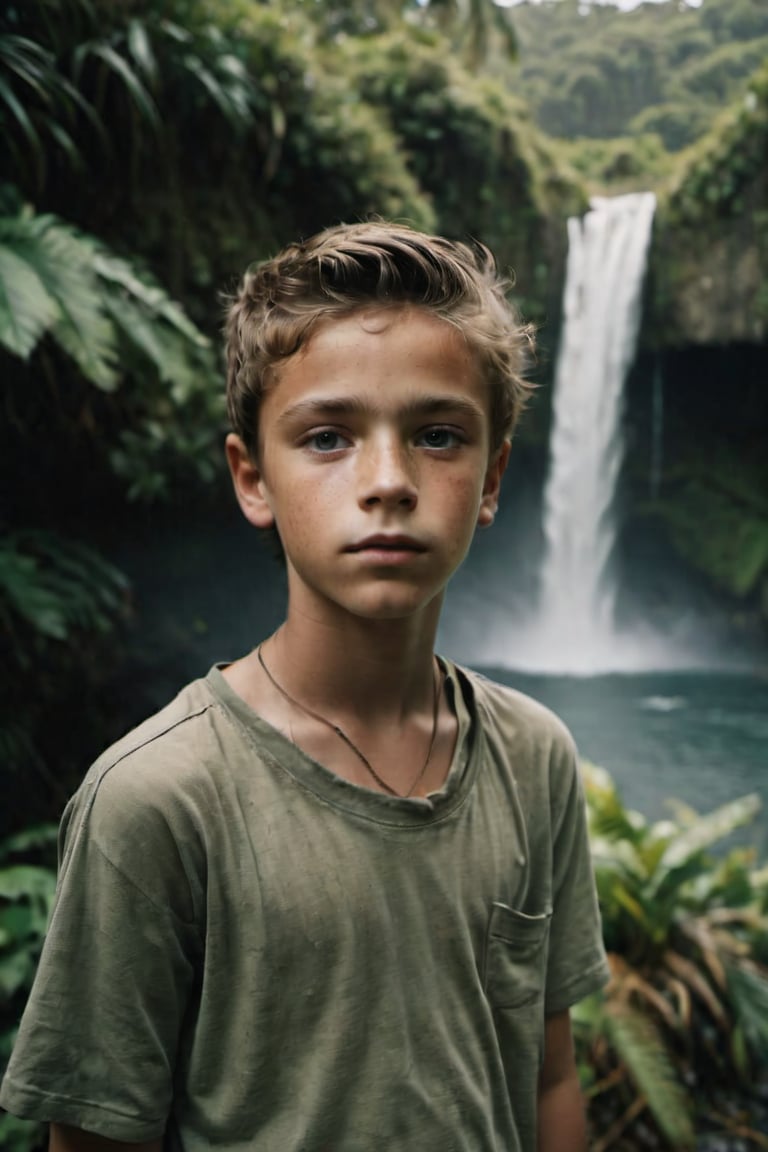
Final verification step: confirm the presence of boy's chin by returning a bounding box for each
[345,588,446,623]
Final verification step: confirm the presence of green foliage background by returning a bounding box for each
[508,0,768,153]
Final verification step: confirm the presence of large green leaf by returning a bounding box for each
[656,793,761,877]
[0,202,213,400]
[0,210,118,387]
[30,216,119,389]
[0,243,58,358]
[0,548,67,639]
[0,865,56,904]
[92,250,208,347]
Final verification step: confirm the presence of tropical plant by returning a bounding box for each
[0,528,133,834]
[0,0,266,186]
[0,191,228,835]
[0,825,56,1152]
[576,763,768,1150]
[0,192,224,496]
[0,11,95,193]
[0,194,210,382]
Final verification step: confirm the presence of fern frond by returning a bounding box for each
[604,1001,695,1148]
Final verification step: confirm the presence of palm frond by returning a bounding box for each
[73,39,160,131]
[126,19,157,84]
[603,1001,695,1148]
[0,32,92,181]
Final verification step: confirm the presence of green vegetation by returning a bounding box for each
[639,58,768,616]
[337,29,583,320]
[652,57,768,345]
[508,0,768,151]
[577,764,768,1150]
[0,826,56,1152]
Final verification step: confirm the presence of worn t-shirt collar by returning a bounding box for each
[206,656,478,826]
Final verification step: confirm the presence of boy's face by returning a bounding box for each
[227,307,508,625]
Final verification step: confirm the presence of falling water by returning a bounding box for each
[529,192,657,671]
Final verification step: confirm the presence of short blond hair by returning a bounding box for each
[225,221,534,458]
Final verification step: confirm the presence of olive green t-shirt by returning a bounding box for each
[0,660,609,1151]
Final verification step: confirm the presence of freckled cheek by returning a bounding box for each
[441,474,485,521]
[273,481,340,546]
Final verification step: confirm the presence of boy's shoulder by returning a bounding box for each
[453,661,576,755]
[451,661,582,817]
[89,672,220,782]
[69,670,240,838]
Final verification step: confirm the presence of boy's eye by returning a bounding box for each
[417,426,462,449]
[306,429,348,452]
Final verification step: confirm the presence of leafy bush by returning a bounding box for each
[0,193,224,498]
[0,826,56,1152]
[0,531,132,836]
[577,763,768,1150]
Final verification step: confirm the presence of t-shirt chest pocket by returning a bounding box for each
[484,901,552,1010]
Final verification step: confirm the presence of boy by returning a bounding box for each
[0,222,609,1152]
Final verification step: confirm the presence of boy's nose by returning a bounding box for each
[358,438,418,510]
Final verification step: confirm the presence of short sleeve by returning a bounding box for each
[544,742,610,1014]
[0,768,202,1142]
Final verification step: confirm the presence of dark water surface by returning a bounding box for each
[480,666,768,854]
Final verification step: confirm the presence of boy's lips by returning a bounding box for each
[346,534,426,553]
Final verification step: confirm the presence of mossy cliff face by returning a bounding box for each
[650,59,768,346]
[627,62,768,633]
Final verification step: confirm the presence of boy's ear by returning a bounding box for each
[477,440,511,528]
[225,433,275,529]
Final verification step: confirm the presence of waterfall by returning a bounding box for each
[531,192,657,672]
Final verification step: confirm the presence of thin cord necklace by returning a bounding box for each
[256,643,442,798]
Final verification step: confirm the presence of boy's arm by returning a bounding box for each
[537,1010,587,1152]
[50,1124,162,1152]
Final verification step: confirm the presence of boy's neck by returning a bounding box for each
[222,598,457,798]
[264,604,442,723]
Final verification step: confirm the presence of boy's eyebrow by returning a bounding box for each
[277,394,486,424]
